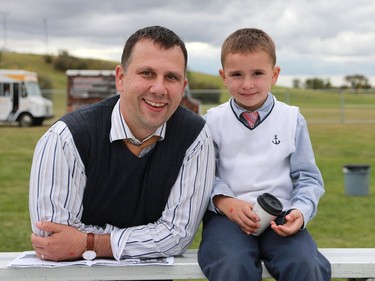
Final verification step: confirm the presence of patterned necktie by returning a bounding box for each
[242,111,259,129]
[124,135,160,157]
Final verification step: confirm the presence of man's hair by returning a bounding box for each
[221,28,276,67]
[121,26,188,71]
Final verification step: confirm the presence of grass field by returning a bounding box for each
[1,53,375,280]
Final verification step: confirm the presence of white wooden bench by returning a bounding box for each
[1,248,375,280]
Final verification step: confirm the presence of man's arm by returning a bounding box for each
[110,124,215,260]
[30,122,215,261]
[29,121,88,235]
[29,121,114,261]
[30,221,112,261]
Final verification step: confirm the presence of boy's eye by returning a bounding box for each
[230,72,242,77]
[253,71,264,76]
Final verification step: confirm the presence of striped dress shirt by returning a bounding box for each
[29,100,215,260]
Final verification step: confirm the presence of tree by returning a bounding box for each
[344,74,371,90]
[53,50,88,71]
[292,78,301,89]
[304,77,331,89]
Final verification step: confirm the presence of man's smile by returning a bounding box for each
[144,98,167,108]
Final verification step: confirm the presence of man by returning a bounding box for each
[29,26,215,262]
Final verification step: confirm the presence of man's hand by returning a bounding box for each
[270,209,304,237]
[31,221,86,261]
[213,195,260,235]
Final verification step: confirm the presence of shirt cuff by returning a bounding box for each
[291,203,312,229]
[111,227,131,261]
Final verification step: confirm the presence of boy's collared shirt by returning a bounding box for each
[209,93,324,227]
[231,92,274,126]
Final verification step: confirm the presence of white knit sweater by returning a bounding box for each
[206,98,299,210]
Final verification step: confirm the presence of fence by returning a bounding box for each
[191,88,375,125]
[42,88,375,125]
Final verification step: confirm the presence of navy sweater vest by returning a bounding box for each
[61,96,205,228]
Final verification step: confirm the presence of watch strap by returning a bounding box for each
[87,233,95,251]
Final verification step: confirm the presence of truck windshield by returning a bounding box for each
[25,82,43,97]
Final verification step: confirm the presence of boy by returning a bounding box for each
[198,28,331,281]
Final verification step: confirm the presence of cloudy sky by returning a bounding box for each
[1,0,374,86]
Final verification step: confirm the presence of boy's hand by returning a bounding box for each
[213,195,260,235]
[270,209,304,237]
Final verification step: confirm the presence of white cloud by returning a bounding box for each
[1,0,374,85]
[186,42,221,74]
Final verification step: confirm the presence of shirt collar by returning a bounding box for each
[231,93,274,121]
[109,99,166,143]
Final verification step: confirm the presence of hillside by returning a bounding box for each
[0,51,227,119]
[0,51,117,90]
[0,51,223,90]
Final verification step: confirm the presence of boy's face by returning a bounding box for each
[219,50,280,111]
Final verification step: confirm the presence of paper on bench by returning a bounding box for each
[7,251,174,268]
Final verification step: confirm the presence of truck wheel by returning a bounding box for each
[18,113,34,127]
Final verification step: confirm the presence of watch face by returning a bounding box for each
[82,250,97,260]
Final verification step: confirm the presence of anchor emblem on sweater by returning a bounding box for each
[272,135,280,145]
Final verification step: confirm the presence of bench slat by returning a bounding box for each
[1,248,375,280]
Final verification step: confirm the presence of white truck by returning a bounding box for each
[0,70,53,127]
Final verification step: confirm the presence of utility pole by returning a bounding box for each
[43,17,49,55]
[1,12,9,51]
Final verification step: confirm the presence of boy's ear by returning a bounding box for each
[272,66,281,85]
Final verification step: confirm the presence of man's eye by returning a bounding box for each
[230,72,241,77]
[254,71,264,76]
[140,71,153,77]
[166,74,180,81]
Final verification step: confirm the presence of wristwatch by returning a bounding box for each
[82,233,97,260]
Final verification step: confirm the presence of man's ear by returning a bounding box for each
[115,65,125,91]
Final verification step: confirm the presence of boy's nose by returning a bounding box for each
[242,77,255,89]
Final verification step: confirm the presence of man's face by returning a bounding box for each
[220,50,280,112]
[116,39,187,140]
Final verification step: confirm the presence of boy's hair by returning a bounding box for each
[121,25,188,72]
[221,28,276,67]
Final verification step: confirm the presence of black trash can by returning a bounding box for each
[342,164,371,196]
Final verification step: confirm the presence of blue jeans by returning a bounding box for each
[198,211,331,281]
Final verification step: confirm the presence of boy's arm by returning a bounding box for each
[289,114,325,228]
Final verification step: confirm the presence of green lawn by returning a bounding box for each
[1,89,375,281]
